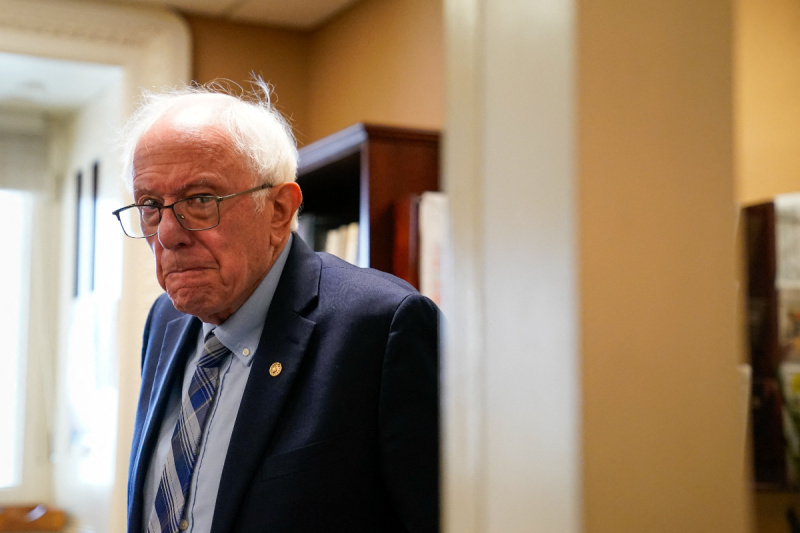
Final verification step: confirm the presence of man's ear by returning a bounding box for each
[269,182,302,238]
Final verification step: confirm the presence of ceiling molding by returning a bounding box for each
[0,0,191,113]
[69,0,363,30]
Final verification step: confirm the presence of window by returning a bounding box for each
[0,189,31,488]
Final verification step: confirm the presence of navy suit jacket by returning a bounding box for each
[126,235,440,532]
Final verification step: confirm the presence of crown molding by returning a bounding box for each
[0,0,188,45]
[0,0,191,85]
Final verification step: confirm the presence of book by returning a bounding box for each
[324,222,359,265]
[344,222,359,265]
[418,192,448,305]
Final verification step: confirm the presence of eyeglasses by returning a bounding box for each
[112,183,272,238]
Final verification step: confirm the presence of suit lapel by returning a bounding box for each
[211,236,320,533]
[129,314,200,529]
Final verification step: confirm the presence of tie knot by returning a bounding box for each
[199,332,230,369]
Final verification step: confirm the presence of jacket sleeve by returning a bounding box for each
[379,293,441,532]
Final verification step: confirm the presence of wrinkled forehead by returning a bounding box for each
[133,122,232,170]
[134,96,235,157]
[131,112,240,191]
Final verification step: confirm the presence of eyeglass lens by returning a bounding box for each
[121,196,220,237]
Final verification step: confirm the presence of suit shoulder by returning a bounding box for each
[317,252,418,298]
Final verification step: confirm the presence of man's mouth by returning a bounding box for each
[164,266,212,280]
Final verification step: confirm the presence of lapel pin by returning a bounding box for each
[269,362,283,377]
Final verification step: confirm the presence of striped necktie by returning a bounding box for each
[147,331,231,533]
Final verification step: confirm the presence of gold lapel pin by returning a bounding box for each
[269,362,283,377]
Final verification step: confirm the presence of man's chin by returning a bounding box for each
[167,287,215,318]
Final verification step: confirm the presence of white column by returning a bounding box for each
[442,0,581,531]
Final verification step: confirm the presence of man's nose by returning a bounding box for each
[156,207,190,248]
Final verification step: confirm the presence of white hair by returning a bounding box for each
[119,78,299,226]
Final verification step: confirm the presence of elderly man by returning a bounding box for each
[114,82,440,533]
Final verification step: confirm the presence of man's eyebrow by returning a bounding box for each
[175,179,215,195]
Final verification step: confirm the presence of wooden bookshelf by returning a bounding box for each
[296,123,440,280]
[745,201,791,489]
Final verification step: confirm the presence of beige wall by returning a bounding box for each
[580,0,750,531]
[307,0,443,141]
[185,15,311,144]
[736,0,800,205]
[186,0,443,146]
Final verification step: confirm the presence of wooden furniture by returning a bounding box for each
[742,199,800,490]
[745,202,786,488]
[392,195,422,289]
[0,505,65,532]
[296,124,440,281]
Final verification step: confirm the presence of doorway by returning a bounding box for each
[0,3,189,531]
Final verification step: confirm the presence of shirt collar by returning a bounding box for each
[202,233,293,365]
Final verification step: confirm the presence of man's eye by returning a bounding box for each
[139,198,162,208]
[187,196,215,205]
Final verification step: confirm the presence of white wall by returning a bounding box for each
[51,78,125,533]
[0,115,57,505]
[442,0,581,531]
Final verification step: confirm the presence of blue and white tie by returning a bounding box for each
[147,332,231,533]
